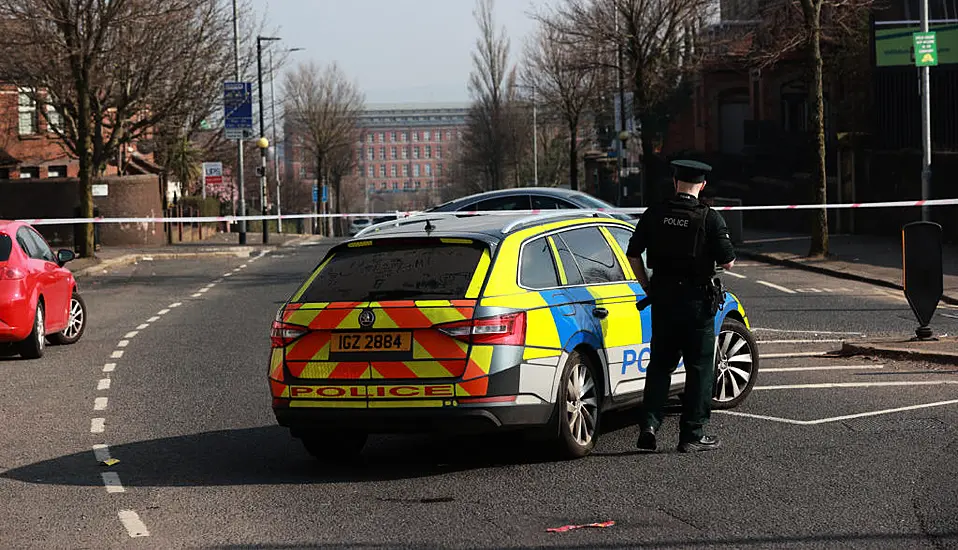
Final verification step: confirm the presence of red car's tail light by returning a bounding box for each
[0,267,25,280]
[438,311,526,346]
[271,320,307,348]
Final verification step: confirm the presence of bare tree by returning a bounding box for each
[0,0,245,257]
[463,0,511,192]
[748,0,874,256]
[523,22,598,191]
[283,61,364,232]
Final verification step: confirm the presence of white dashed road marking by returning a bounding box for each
[137,323,149,330]
[719,398,958,426]
[94,397,108,410]
[756,280,797,294]
[148,316,160,322]
[97,378,111,390]
[103,363,116,373]
[761,365,885,373]
[91,418,105,433]
[101,472,125,493]
[755,381,958,391]
[752,328,866,336]
[124,331,139,338]
[117,340,129,348]
[157,309,170,315]
[760,351,831,359]
[169,302,182,308]
[723,271,747,279]
[223,272,233,277]
[757,339,845,344]
[110,350,124,359]
[92,444,111,463]
[118,510,151,538]
[191,293,203,298]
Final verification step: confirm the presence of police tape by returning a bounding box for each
[15,197,958,225]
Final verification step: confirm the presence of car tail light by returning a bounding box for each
[0,267,25,280]
[271,320,307,348]
[438,312,526,346]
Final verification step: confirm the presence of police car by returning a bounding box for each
[268,212,759,459]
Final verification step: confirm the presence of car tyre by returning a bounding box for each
[49,292,86,345]
[711,318,760,410]
[300,432,368,462]
[18,302,45,359]
[554,350,601,459]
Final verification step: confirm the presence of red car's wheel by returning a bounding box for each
[18,302,45,359]
[50,293,86,345]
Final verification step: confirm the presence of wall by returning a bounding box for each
[0,174,165,247]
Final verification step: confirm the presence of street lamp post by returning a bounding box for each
[257,35,281,244]
[231,0,246,244]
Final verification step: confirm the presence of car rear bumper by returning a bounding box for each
[274,401,555,435]
[0,293,33,342]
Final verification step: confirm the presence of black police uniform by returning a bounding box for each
[625,160,735,452]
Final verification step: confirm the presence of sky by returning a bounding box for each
[251,0,561,105]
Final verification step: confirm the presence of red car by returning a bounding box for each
[0,221,87,359]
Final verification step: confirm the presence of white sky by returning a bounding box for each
[252,0,561,104]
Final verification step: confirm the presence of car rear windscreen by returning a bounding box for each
[0,234,11,262]
[297,241,486,303]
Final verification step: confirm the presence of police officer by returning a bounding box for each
[625,159,735,453]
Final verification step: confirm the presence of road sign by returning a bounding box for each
[913,32,939,67]
[902,221,943,338]
[312,183,319,203]
[202,162,223,186]
[321,185,328,204]
[223,81,253,141]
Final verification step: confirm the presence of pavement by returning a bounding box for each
[737,229,958,364]
[68,231,325,277]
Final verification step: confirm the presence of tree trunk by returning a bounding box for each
[315,153,324,235]
[333,177,342,237]
[569,124,579,191]
[77,80,95,258]
[806,2,829,257]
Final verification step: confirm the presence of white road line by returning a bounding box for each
[92,444,111,463]
[157,309,170,315]
[91,418,105,433]
[169,302,182,308]
[751,327,866,336]
[118,510,150,538]
[147,316,160,322]
[723,271,747,279]
[760,351,831,358]
[943,312,958,319]
[103,363,116,373]
[757,339,845,344]
[124,331,139,338]
[117,340,129,348]
[756,280,797,294]
[761,365,885,373]
[223,272,233,277]
[97,378,111,391]
[204,283,216,289]
[94,397,108,410]
[240,264,248,269]
[101,472,125,493]
[198,288,209,293]
[110,350,124,359]
[191,293,203,298]
[137,323,150,330]
[754,381,958,390]
[718,398,958,425]
[214,278,223,283]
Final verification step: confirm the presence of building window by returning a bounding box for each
[424,130,431,141]
[390,165,397,177]
[416,181,422,189]
[404,181,411,190]
[412,131,419,142]
[391,147,397,160]
[390,131,397,142]
[18,88,37,135]
[379,147,386,160]
[47,165,67,178]
[413,164,420,177]
[381,182,387,190]
[437,164,443,177]
[413,147,419,160]
[434,130,442,142]
[401,147,408,160]
[19,166,39,179]
[46,106,62,133]
[367,165,374,178]
[392,182,399,190]
[425,164,432,177]
[401,131,407,142]
[402,165,409,177]
[366,134,373,144]
[436,146,442,159]
[425,146,431,159]
[378,132,385,143]
[379,165,386,177]
[367,148,373,161]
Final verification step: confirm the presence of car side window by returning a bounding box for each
[475,195,532,211]
[16,227,41,260]
[531,195,576,210]
[557,227,626,284]
[26,228,55,263]
[606,225,651,281]
[549,235,584,286]
[519,237,560,289]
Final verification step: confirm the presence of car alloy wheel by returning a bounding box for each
[565,361,599,448]
[63,297,84,340]
[711,318,759,410]
[35,306,45,353]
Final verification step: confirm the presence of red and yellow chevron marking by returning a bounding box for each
[270,380,289,398]
[268,349,284,382]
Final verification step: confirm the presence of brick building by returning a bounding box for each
[285,102,470,212]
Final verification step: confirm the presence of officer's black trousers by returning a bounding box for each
[641,293,716,443]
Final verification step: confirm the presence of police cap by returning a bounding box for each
[671,159,712,184]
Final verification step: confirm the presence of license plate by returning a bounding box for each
[331,332,411,353]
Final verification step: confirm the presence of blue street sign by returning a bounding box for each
[312,184,319,203]
[321,185,328,204]
[224,81,253,140]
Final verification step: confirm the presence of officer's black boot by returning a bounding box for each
[677,435,720,453]
[636,426,657,451]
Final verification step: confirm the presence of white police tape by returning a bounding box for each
[16,197,958,226]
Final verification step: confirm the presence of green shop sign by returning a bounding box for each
[875,24,958,66]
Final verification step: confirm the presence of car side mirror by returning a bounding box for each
[57,249,76,266]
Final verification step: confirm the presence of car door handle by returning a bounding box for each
[592,307,609,319]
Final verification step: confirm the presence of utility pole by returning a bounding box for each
[231,0,246,244]
[269,48,282,234]
[920,0,933,222]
